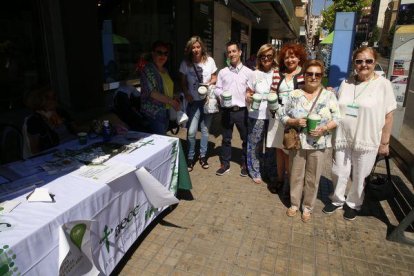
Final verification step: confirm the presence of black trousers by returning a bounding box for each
[220,107,248,167]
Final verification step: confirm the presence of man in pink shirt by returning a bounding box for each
[214,41,253,176]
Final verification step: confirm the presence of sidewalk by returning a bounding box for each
[117,128,414,275]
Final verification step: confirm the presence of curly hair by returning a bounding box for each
[278,43,307,72]
[255,43,278,71]
[184,36,209,65]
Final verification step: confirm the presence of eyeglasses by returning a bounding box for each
[354,59,374,65]
[155,50,169,57]
[260,54,273,61]
[305,72,323,79]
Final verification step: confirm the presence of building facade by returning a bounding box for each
[0,0,306,126]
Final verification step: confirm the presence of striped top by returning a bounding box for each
[270,69,305,95]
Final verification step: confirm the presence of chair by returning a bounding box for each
[0,123,23,164]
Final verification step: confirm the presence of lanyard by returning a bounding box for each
[353,75,374,103]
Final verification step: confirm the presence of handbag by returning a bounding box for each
[283,127,300,150]
[282,88,322,150]
[167,109,180,135]
[365,155,395,201]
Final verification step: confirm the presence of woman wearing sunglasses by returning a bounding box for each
[282,60,340,222]
[323,47,397,221]
[266,43,307,193]
[245,44,278,184]
[179,36,217,171]
[140,41,181,134]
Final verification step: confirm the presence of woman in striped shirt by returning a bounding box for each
[266,43,307,194]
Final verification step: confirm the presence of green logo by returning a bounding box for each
[0,223,12,233]
[145,206,157,222]
[0,245,19,276]
[70,223,86,251]
[99,225,113,253]
[137,139,154,149]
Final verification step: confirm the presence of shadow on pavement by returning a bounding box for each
[110,204,179,275]
[318,176,335,206]
[176,188,194,201]
[159,219,188,229]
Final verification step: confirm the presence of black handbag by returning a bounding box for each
[168,120,180,135]
[365,155,395,201]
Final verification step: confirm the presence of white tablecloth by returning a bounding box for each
[0,133,181,275]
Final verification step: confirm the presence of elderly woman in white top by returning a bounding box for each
[323,47,397,221]
[246,44,278,184]
[282,60,340,222]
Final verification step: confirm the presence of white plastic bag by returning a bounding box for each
[204,85,219,114]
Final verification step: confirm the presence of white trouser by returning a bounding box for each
[331,147,377,210]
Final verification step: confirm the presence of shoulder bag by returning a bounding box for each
[282,88,322,150]
[192,64,218,114]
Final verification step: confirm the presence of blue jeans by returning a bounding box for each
[147,110,168,135]
[186,100,212,159]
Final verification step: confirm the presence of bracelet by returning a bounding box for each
[381,142,389,146]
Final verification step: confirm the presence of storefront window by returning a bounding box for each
[0,1,49,111]
[98,0,175,88]
[388,5,414,157]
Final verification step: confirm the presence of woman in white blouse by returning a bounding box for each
[246,44,278,184]
[323,47,397,221]
[282,60,340,222]
[179,36,217,172]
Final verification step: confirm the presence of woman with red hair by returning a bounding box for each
[266,43,307,194]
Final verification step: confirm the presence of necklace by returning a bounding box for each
[303,87,321,101]
[283,67,300,91]
[353,74,375,103]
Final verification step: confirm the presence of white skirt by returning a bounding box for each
[266,115,285,149]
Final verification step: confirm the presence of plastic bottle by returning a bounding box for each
[102,120,111,142]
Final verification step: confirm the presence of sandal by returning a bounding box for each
[199,157,209,169]
[302,210,311,223]
[252,178,262,184]
[286,206,298,217]
[187,159,194,172]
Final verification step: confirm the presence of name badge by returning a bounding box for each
[345,104,359,117]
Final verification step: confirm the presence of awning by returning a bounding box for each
[223,0,261,22]
[112,34,129,45]
[320,31,334,44]
[396,25,414,34]
[249,0,300,38]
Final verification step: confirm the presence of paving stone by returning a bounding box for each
[116,128,414,275]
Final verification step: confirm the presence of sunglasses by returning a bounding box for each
[259,54,273,61]
[354,59,374,65]
[305,72,323,79]
[155,50,169,57]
